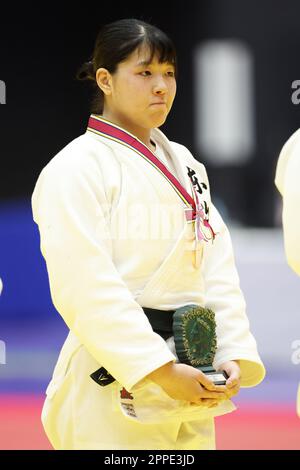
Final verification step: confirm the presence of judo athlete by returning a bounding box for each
[32,19,265,450]
[275,129,300,417]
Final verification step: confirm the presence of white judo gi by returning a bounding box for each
[32,115,265,450]
[275,129,300,417]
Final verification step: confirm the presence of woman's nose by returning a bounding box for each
[153,76,167,94]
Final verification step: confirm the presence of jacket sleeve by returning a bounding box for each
[202,204,266,387]
[281,146,300,275]
[31,154,176,392]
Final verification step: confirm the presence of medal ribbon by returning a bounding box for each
[87,114,216,241]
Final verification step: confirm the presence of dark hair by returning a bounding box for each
[76,18,177,114]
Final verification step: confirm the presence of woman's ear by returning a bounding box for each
[96,68,112,95]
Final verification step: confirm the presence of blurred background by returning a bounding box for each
[0,0,299,449]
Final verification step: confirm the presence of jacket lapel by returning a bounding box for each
[87,114,196,221]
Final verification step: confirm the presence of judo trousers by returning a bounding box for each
[41,346,216,450]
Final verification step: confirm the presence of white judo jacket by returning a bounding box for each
[32,115,265,447]
[275,129,300,417]
[275,128,300,275]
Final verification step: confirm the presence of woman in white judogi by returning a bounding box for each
[275,130,300,417]
[32,19,265,450]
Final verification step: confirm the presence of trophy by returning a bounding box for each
[173,304,228,385]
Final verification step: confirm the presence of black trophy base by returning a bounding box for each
[197,366,229,386]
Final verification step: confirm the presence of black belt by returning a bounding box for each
[90,307,175,386]
[142,307,174,340]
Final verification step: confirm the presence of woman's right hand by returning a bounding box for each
[146,361,228,407]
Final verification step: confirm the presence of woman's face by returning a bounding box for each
[100,45,177,132]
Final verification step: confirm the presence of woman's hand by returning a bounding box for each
[218,360,241,399]
[146,361,228,407]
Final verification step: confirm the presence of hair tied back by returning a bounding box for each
[76,59,95,82]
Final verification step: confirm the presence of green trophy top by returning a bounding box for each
[173,304,217,368]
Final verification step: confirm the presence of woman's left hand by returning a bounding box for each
[218,360,241,399]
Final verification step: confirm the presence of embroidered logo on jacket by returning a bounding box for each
[186,166,209,216]
[120,387,133,400]
[186,166,216,243]
[119,387,138,419]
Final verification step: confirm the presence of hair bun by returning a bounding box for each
[76,60,95,81]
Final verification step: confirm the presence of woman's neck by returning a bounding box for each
[101,110,153,150]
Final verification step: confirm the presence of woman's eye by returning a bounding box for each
[139,70,175,77]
